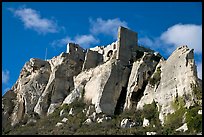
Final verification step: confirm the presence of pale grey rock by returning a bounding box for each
[27,118,37,125]
[60,109,64,117]
[83,118,92,125]
[3,26,202,131]
[82,108,87,113]
[96,117,104,123]
[197,132,202,135]
[34,52,84,116]
[146,132,157,135]
[137,46,200,125]
[61,117,68,123]
[198,110,202,115]
[143,118,150,127]
[2,90,17,130]
[10,58,51,126]
[84,59,130,115]
[105,116,112,120]
[89,112,97,121]
[120,118,135,128]
[85,105,95,117]
[47,102,61,115]
[124,52,160,110]
[175,123,188,132]
[68,108,74,116]
[62,87,82,105]
[56,122,63,127]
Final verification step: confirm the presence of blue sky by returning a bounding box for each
[2,2,202,95]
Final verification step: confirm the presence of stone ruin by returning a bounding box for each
[66,26,138,70]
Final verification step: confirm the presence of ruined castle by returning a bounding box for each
[66,26,138,71]
[2,26,202,135]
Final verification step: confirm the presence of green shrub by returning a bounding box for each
[164,97,186,134]
[149,67,161,86]
[143,101,158,120]
[142,100,161,131]
[186,106,202,133]
[190,83,202,100]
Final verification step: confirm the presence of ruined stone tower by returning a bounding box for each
[66,26,138,70]
[116,26,138,65]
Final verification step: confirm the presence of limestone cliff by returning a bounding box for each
[2,26,202,135]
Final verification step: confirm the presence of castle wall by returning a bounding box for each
[103,41,118,62]
[67,43,85,62]
[116,26,138,65]
[82,50,103,71]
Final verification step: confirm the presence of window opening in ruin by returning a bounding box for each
[107,50,113,58]
[113,44,116,49]
[75,47,78,51]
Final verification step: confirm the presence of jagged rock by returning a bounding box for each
[47,102,61,115]
[2,26,202,134]
[68,108,74,116]
[96,117,104,123]
[62,88,82,105]
[60,109,65,117]
[85,105,95,117]
[105,116,112,120]
[61,117,68,123]
[96,115,112,123]
[142,118,150,127]
[198,110,202,115]
[137,45,200,125]
[34,52,84,116]
[146,132,157,135]
[10,58,51,126]
[83,118,92,125]
[2,90,17,130]
[56,122,63,127]
[175,123,188,132]
[27,118,37,125]
[124,52,160,110]
[89,112,96,121]
[120,118,135,128]
[84,59,130,115]
[82,108,87,113]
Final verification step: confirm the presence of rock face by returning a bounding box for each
[136,45,201,124]
[2,26,201,131]
[124,52,161,110]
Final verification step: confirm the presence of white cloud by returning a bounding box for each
[160,24,202,54]
[89,18,128,39]
[74,35,99,49]
[196,62,202,79]
[51,36,73,48]
[2,70,10,84]
[51,34,99,49]
[138,37,154,47]
[10,7,60,34]
[139,24,202,56]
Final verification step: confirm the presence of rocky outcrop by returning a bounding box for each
[10,58,51,126]
[136,45,200,124]
[6,49,85,126]
[63,59,131,115]
[2,26,201,133]
[120,118,135,128]
[124,52,161,110]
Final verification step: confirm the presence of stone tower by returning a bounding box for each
[116,26,138,65]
